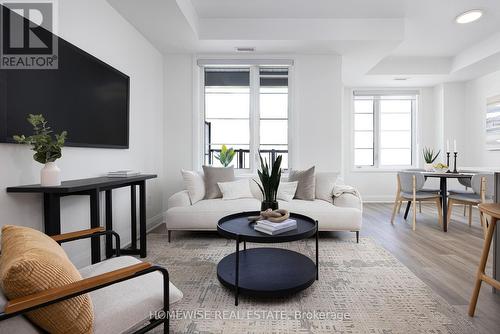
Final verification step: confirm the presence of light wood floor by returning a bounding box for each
[153,203,500,333]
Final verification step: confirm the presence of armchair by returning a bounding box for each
[0,227,182,334]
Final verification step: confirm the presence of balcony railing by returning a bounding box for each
[206,148,287,169]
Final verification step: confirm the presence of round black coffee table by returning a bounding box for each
[217,211,318,306]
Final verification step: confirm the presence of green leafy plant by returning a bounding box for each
[255,154,282,205]
[423,147,440,164]
[13,114,67,164]
[214,144,236,167]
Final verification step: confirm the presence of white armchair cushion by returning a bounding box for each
[218,179,253,200]
[79,256,182,334]
[181,169,205,204]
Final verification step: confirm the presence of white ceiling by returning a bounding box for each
[107,0,500,87]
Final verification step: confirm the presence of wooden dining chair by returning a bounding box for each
[468,203,500,317]
[391,171,443,231]
[447,173,493,235]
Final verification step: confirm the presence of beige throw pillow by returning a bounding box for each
[277,181,299,202]
[0,225,94,334]
[181,169,205,204]
[289,166,316,200]
[202,166,235,199]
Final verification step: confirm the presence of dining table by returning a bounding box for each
[403,172,474,232]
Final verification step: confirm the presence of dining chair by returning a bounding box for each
[400,168,440,213]
[391,171,443,231]
[447,173,494,234]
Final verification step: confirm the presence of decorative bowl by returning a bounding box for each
[433,164,448,173]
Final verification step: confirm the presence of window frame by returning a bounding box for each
[351,90,418,171]
[195,61,294,174]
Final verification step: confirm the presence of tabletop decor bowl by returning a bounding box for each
[433,163,449,173]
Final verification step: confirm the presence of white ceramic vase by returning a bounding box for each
[424,163,434,172]
[41,162,61,186]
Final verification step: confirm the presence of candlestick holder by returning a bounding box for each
[446,152,451,173]
[453,152,458,174]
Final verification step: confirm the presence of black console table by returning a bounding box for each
[7,174,157,264]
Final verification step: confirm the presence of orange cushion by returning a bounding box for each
[0,225,94,333]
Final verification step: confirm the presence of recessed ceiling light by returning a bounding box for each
[235,47,255,52]
[456,9,483,24]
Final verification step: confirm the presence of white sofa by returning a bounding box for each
[166,172,362,241]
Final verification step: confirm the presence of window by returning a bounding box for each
[353,91,417,168]
[203,66,289,170]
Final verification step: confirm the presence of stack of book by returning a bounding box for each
[254,219,297,235]
[107,170,140,178]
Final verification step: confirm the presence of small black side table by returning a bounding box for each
[217,211,319,306]
[7,174,157,263]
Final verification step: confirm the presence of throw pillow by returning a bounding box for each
[0,225,94,334]
[277,181,299,202]
[315,172,339,204]
[181,169,205,204]
[288,166,316,200]
[202,166,235,199]
[218,179,254,200]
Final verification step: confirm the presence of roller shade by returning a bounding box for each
[204,68,249,87]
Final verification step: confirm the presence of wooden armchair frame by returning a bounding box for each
[391,174,442,231]
[0,228,170,334]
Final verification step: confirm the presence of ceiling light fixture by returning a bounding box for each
[394,77,409,81]
[455,9,483,24]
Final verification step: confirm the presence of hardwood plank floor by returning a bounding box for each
[153,202,500,333]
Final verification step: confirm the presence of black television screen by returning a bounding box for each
[0,14,130,148]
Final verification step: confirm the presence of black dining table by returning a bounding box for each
[403,172,473,232]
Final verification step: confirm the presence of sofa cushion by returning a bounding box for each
[181,169,205,204]
[167,198,261,230]
[218,179,254,200]
[277,181,298,201]
[279,200,362,231]
[203,166,235,199]
[0,225,94,334]
[315,172,339,204]
[289,166,316,200]
[79,256,182,334]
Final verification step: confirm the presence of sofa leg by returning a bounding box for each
[168,230,172,243]
[356,231,359,243]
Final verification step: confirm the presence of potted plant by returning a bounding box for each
[423,147,440,171]
[255,154,282,211]
[13,114,67,186]
[214,144,236,167]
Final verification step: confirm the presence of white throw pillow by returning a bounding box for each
[315,172,339,204]
[181,169,205,204]
[218,179,254,200]
[277,181,298,202]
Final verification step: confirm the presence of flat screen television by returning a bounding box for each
[0,9,130,149]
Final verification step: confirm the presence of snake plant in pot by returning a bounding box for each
[255,154,282,211]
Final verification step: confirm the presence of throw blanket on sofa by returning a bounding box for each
[333,184,361,199]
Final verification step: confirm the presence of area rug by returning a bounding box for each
[145,234,479,334]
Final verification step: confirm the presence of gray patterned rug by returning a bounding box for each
[145,234,479,334]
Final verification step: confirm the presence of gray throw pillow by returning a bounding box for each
[288,166,316,200]
[202,166,235,199]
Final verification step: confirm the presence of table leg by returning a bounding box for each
[131,185,137,249]
[139,181,147,258]
[243,241,246,250]
[90,189,101,264]
[105,190,113,258]
[315,221,319,280]
[441,177,448,232]
[235,237,240,306]
[43,193,61,235]
[404,201,412,220]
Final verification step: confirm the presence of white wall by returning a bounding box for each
[163,54,343,200]
[0,0,164,267]
[464,70,500,167]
